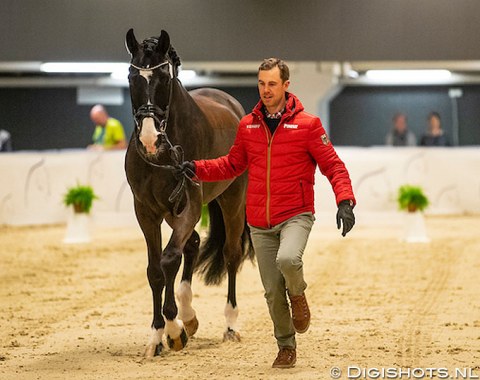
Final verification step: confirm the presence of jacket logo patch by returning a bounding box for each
[321,133,330,145]
[246,124,260,129]
[284,124,298,129]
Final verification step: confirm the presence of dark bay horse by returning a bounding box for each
[124,29,253,357]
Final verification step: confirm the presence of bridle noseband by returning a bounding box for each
[130,56,199,216]
[131,60,173,134]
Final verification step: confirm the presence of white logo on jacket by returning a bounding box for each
[246,124,260,129]
[284,124,298,129]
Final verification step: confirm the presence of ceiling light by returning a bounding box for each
[40,62,129,74]
[365,69,452,82]
[178,69,196,81]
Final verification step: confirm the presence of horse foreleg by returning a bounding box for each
[176,230,200,337]
[135,204,165,358]
[146,264,166,357]
[161,222,198,351]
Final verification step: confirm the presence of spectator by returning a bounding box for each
[0,129,12,152]
[385,113,416,146]
[420,112,450,146]
[88,105,127,150]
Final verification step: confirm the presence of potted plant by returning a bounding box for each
[397,185,429,213]
[62,183,98,243]
[397,185,430,242]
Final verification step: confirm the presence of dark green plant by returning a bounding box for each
[397,185,429,212]
[63,184,98,214]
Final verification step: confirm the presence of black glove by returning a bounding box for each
[336,200,355,237]
[174,161,196,180]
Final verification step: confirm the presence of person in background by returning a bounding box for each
[420,112,450,146]
[88,105,127,150]
[385,113,417,146]
[175,58,356,369]
[0,129,12,152]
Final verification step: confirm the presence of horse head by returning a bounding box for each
[126,28,181,158]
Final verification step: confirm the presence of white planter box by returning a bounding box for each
[63,212,92,244]
[403,212,429,243]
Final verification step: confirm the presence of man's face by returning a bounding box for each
[90,110,108,127]
[429,115,441,132]
[394,115,407,133]
[258,66,290,111]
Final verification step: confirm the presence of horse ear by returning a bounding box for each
[125,28,139,56]
[157,30,171,55]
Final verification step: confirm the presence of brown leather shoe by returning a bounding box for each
[272,347,296,368]
[289,292,310,333]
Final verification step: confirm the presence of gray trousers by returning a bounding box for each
[249,212,314,349]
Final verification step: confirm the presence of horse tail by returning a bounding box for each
[195,199,254,286]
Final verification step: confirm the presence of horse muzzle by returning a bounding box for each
[138,117,162,154]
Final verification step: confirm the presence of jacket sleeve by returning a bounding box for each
[193,125,248,182]
[307,118,356,206]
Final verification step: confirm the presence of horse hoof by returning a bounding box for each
[223,328,241,342]
[167,328,188,351]
[144,342,163,358]
[183,316,199,337]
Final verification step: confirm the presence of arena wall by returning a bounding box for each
[0,148,479,226]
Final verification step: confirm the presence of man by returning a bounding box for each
[385,113,417,146]
[88,104,127,150]
[177,58,355,368]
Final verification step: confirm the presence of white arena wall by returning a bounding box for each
[0,147,479,227]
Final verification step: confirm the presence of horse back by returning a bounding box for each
[189,88,245,121]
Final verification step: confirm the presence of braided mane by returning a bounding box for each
[167,46,181,70]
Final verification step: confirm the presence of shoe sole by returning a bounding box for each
[272,359,296,369]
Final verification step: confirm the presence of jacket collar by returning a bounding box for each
[252,92,305,120]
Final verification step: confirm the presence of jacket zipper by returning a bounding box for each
[263,120,279,228]
[266,138,272,227]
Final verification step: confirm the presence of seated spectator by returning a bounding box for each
[88,105,127,150]
[385,113,417,146]
[0,129,12,152]
[420,112,450,146]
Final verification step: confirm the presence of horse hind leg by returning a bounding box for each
[176,230,200,337]
[217,191,248,342]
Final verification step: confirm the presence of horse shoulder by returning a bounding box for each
[190,93,241,130]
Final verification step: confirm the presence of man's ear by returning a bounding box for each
[283,80,290,91]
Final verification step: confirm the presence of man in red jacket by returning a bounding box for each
[177,58,355,368]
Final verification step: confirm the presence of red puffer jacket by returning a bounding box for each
[194,93,355,228]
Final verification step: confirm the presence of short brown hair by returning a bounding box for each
[258,58,290,82]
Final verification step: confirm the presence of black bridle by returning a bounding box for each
[130,58,199,216]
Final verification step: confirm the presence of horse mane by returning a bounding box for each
[167,45,181,70]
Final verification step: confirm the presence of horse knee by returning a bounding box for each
[186,230,200,250]
[160,249,182,276]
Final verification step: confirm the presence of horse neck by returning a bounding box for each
[165,80,203,154]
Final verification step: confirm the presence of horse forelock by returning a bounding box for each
[142,37,159,52]
[138,38,180,70]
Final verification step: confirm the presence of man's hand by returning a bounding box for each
[336,200,355,237]
[174,161,196,179]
